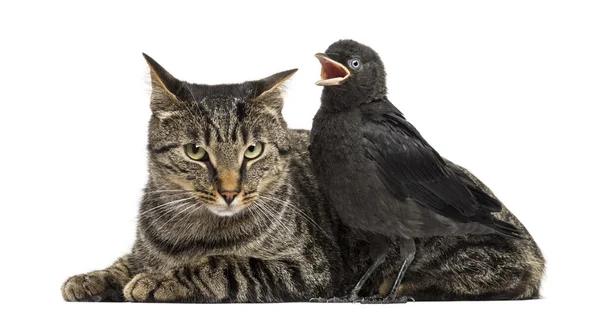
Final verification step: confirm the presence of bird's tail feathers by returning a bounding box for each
[452,167,502,213]
[487,218,522,239]
[468,185,502,213]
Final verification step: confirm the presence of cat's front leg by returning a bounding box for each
[62,254,134,302]
[123,271,195,302]
[124,256,315,302]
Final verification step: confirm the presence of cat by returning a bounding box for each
[61,54,545,302]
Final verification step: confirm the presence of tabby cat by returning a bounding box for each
[61,55,544,302]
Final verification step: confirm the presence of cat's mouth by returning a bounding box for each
[315,53,350,86]
[205,190,255,217]
[208,205,244,217]
[207,198,244,217]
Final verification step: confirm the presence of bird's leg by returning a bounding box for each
[310,235,389,303]
[308,297,349,303]
[346,234,389,301]
[347,251,386,301]
[383,238,416,303]
[310,253,385,303]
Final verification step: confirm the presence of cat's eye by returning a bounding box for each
[244,142,263,160]
[184,143,208,161]
[349,58,361,69]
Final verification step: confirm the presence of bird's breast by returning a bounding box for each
[310,111,365,170]
[310,109,383,215]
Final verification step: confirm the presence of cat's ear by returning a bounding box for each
[143,53,185,112]
[252,69,298,100]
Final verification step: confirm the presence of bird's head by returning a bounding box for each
[315,39,387,107]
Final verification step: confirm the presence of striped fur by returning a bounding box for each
[61,62,544,302]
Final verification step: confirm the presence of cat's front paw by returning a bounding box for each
[62,271,123,302]
[123,273,194,302]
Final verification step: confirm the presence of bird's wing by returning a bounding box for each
[361,101,482,216]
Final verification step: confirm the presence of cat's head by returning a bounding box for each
[143,54,296,218]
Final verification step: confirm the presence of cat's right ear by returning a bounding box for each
[142,53,184,112]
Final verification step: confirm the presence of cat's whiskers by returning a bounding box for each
[157,201,198,232]
[262,203,293,235]
[245,203,261,228]
[243,203,281,257]
[141,201,191,235]
[141,199,203,237]
[138,203,185,221]
[170,203,208,248]
[137,191,331,242]
[140,196,195,213]
[238,195,295,237]
[260,194,333,241]
[144,189,196,194]
[252,202,281,234]
[138,196,196,221]
[254,199,294,237]
[141,192,196,205]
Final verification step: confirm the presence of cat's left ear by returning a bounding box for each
[142,53,187,114]
[252,69,298,100]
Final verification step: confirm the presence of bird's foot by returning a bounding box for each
[359,294,415,304]
[309,296,355,303]
[309,293,414,304]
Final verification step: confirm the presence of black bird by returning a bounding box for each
[309,40,520,302]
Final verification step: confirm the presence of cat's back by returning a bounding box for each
[286,128,349,277]
[286,129,321,197]
[288,129,311,158]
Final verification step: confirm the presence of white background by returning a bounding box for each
[1,0,598,314]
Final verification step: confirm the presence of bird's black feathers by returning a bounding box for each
[310,39,522,301]
[311,39,521,242]
[362,102,450,184]
[362,100,489,218]
[467,183,503,211]
[487,218,521,239]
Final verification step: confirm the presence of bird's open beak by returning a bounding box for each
[315,53,350,86]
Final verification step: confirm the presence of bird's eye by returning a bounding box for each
[244,142,263,160]
[349,59,361,69]
[184,143,208,161]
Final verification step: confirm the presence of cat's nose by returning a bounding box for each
[219,191,239,205]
